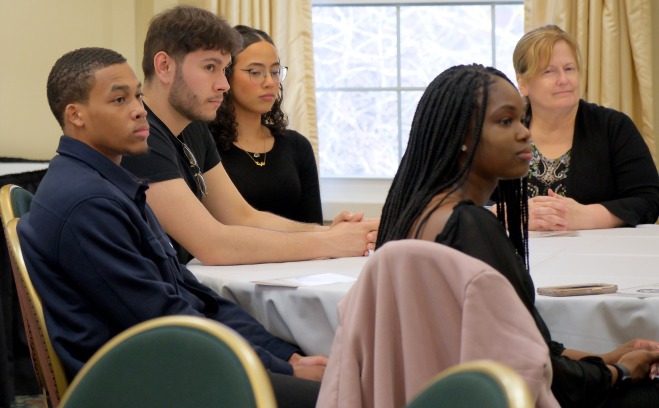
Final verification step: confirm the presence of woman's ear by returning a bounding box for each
[517,74,528,96]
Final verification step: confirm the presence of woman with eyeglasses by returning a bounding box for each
[209,25,323,225]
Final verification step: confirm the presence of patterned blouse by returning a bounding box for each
[528,144,571,197]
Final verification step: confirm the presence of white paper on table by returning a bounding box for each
[252,273,357,287]
[529,231,579,238]
[616,283,659,298]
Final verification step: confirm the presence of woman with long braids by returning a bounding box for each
[376,64,659,407]
[209,25,322,224]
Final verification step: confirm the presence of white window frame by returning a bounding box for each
[313,0,523,220]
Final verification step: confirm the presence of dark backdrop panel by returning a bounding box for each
[0,158,48,407]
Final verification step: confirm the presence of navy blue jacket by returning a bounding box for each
[18,136,299,379]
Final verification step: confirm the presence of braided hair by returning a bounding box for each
[376,64,529,269]
[208,25,288,150]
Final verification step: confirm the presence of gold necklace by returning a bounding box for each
[236,127,268,167]
[244,149,266,167]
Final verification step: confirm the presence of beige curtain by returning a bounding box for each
[524,0,656,165]
[205,0,319,158]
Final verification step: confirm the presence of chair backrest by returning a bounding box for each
[407,360,534,408]
[59,315,277,408]
[0,184,33,221]
[3,218,69,407]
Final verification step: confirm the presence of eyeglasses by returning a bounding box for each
[240,66,288,84]
[179,141,208,198]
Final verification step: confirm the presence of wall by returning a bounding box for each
[654,1,659,163]
[0,0,198,160]
[2,1,659,164]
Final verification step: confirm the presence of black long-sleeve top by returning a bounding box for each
[218,130,323,225]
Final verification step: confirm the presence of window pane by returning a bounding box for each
[313,6,398,88]
[317,91,399,177]
[400,5,492,87]
[495,4,525,84]
[400,90,424,154]
[312,2,524,179]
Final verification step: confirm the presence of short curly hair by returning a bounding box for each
[209,25,288,150]
[142,5,241,81]
[47,47,126,128]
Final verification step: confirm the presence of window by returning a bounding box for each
[313,1,524,179]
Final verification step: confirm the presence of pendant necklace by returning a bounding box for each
[238,127,267,167]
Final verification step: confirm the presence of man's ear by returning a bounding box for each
[517,74,528,96]
[153,51,176,84]
[64,103,84,129]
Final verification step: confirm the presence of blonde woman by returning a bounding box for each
[513,25,659,231]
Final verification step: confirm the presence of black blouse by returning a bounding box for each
[528,145,571,198]
[436,202,614,407]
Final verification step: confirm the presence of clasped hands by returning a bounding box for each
[601,339,659,383]
[330,211,380,256]
[289,353,328,381]
[528,189,579,231]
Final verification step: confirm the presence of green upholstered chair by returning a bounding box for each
[1,184,69,407]
[0,184,33,221]
[407,360,534,408]
[59,315,277,408]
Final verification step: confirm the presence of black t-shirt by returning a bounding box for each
[121,105,221,263]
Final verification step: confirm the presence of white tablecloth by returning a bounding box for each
[528,225,659,353]
[187,225,659,356]
[0,162,49,176]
